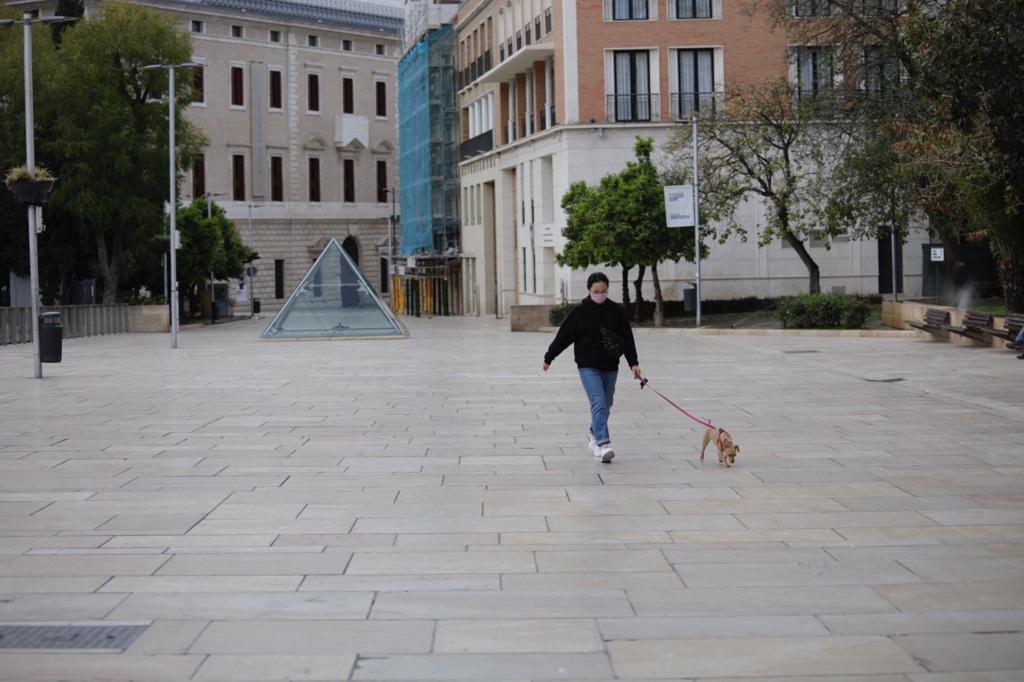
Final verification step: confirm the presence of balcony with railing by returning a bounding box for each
[669,91,724,120]
[460,129,494,160]
[606,93,661,122]
[458,50,493,91]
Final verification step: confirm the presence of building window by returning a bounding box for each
[863,45,899,95]
[232,154,245,200]
[675,48,716,118]
[795,46,833,97]
[792,0,829,17]
[308,157,321,202]
[271,156,283,202]
[269,69,282,109]
[545,7,552,33]
[612,50,652,121]
[525,23,531,46]
[231,66,244,107]
[676,0,713,18]
[343,77,354,114]
[342,39,352,51]
[231,25,243,38]
[274,260,285,299]
[516,30,522,50]
[307,73,320,112]
[375,43,385,56]
[612,0,648,20]
[192,154,205,198]
[376,160,388,203]
[343,158,355,203]
[191,65,204,104]
[191,20,203,33]
[375,81,387,117]
[269,30,281,43]
[307,34,319,47]
[535,16,542,40]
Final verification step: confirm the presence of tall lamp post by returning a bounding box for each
[2,13,74,379]
[142,61,199,349]
[246,203,264,317]
[205,192,226,321]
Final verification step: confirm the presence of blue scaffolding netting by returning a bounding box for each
[397,26,459,256]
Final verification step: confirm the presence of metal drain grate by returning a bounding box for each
[0,624,148,650]
[782,350,819,354]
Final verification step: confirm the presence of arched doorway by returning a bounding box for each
[342,236,359,266]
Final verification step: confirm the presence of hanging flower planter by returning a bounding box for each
[7,179,55,205]
[4,166,56,206]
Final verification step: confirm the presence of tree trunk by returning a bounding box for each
[651,263,665,327]
[633,265,646,321]
[782,231,821,294]
[620,263,631,312]
[95,230,120,305]
[999,255,1024,314]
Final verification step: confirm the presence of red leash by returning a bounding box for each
[638,376,717,430]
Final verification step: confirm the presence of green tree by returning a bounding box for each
[175,198,250,319]
[48,1,205,303]
[900,0,1024,311]
[559,139,696,325]
[558,174,638,314]
[666,79,853,294]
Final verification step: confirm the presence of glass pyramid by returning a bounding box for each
[261,239,406,339]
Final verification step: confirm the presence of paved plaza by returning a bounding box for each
[0,316,1022,681]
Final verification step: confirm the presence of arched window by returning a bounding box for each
[342,236,359,266]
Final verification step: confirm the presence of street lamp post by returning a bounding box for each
[2,14,73,379]
[142,61,199,349]
[205,192,226,322]
[247,203,263,317]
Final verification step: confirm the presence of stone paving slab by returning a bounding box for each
[1,317,1023,680]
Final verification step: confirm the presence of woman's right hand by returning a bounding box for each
[542,363,550,372]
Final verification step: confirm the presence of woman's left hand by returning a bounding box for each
[631,365,642,380]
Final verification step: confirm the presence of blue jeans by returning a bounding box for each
[579,368,617,446]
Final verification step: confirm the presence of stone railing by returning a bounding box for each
[0,304,169,345]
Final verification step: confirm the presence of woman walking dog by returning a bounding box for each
[543,272,641,463]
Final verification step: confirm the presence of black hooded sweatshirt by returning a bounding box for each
[544,297,639,371]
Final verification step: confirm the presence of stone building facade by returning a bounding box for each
[454,0,928,315]
[12,0,403,313]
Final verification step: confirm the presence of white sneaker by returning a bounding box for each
[598,444,615,463]
[588,439,602,458]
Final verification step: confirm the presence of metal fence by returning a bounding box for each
[0,305,131,345]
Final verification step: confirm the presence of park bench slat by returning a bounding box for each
[907,308,951,335]
[945,310,994,342]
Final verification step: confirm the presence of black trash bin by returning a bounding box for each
[39,311,63,363]
[252,299,261,315]
[682,285,697,313]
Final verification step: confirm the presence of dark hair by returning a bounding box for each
[586,272,609,289]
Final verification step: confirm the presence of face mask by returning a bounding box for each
[590,292,608,304]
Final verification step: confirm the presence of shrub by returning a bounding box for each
[777,293,870,329]
[549,303,577,325]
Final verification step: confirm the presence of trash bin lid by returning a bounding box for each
[40,311,61,320]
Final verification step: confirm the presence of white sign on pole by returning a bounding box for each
[664,185,695,228]
[930,247,945,262]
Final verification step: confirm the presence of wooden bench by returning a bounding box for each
[945,309,994,342]
[907,308,951,335]
[975,312,1024,346]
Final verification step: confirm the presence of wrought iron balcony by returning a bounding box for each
[669,91,724,120]
[460,130,494,160]
[606,93,661,123]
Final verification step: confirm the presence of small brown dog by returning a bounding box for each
[700,427,739,467]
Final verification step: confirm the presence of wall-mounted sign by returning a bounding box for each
[930,247,945,262]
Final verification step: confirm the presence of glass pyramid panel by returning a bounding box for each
[261,239,405,339]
